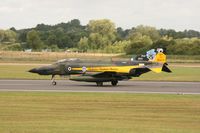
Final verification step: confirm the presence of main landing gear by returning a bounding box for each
[96,80,118,86]
[111,80,118,86]
[51,75,56,85]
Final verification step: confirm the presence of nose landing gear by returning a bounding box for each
[51,75,57,85]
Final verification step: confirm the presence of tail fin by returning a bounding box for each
[152,52,166,63]
[148,48,166,63]
[146,48,171,73]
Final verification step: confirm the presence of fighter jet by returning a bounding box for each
[29,48,171,86]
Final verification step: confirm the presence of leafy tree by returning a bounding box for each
[125,33,153,54]
[87,19,116,49]
[26,30,43,50]
[184,30,200,38]
[53,27,66,48]
[4,43,22,51]
[159,29,200,39]
[0,30,4,43]
[78,37,89,52]
[35,24,51,31]
[2,30,17,43]
[152,36,175,51]
[132,25,160,41]
[88,33,102,49]
[18,31,28,43]
[70,19,81,26]
[10,27,17,32]
[116,27,130,40]
[104,40,131,53]
[50,45,60,52]
[191,38,200,55]
[47,33,57,46]
[167,38,200,55]
[6,18,200,55]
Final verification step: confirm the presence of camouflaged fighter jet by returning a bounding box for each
[29,48,172,86]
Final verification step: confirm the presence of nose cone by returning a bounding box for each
[29,68,38,73]
[28,65,57,75]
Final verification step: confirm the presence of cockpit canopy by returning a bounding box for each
[55,58,80,64]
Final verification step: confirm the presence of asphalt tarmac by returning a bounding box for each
[0,80,200,94]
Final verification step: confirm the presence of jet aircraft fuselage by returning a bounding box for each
[29,49,171,86]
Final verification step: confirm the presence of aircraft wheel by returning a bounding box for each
[111,80,118,86]
[52,81,57,85]
[96,82,103,86]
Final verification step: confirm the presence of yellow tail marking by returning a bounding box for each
[153,52,166,63]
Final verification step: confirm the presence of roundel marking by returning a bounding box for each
[68,66,72,71]
[82,66,87,72]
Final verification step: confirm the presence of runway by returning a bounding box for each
[0,80,200,94]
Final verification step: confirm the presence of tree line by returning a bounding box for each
[0,19,200,55]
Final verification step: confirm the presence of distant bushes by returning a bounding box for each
[0,19,200,55]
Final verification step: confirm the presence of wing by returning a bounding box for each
[70,71,130,82]
[92,71,130,80]
[129,67,150,77]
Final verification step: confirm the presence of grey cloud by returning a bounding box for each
[0,0,200,31]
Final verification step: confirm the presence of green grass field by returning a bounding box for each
[0,92,199,133]
[0,64,51,80]
[0,64,200,81]
[136,66,200,81]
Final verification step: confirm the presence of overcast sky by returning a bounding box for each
[0,0,200,31]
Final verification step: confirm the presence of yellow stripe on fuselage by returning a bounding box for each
[72,66,140,73]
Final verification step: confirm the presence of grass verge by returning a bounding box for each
[136,66,200,81]
[0,92,199,133]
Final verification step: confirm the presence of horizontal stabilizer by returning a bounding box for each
[149,67,162,73]
[162,64,172,73]
[146,63,172,73]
